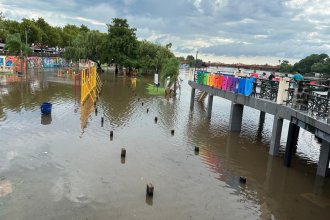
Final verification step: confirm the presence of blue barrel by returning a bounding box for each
[40,102,52,115]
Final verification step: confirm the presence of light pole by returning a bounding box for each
[24,28,28,74]
[193,50,198,81]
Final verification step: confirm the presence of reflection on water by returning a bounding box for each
[41,114,52,125]
[80,95,95,136]
[0,68,330,220]
[0,178,13,197]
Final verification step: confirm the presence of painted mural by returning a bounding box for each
[26,57,68,68]
[43,57,59,68]
[0,56,26,74]
[27,57,43,68]
[0,56,4,66]
[1,56,94,71]
[1,55,12,73]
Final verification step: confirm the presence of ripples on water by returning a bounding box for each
[0,68,329,220]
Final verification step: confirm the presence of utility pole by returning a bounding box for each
[25,28,28,74]
[193,50,198,81]
[25,28,27,48]
[20,43,23,77]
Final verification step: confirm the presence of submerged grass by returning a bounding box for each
[146,84,165,96]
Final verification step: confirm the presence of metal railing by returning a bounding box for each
[296,81,330,117]
[258,79,279,101]
[193,71,330,118]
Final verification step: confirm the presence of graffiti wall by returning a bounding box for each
[27,57,43,68]
[1,56,93,71]
[0,56,4,66]
[27,57,67,68]
[43,57,64,68]
[0,56,26,73]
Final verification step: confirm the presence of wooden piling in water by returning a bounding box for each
[121,148,126,157]
[194,146,199,152]
[239,176,247,184]
[146,183,154,196]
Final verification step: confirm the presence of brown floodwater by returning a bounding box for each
[0,68,330,220]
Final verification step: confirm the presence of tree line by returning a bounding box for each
[279,53,330,76]
[0,13,87,48]
[0,14,179,85]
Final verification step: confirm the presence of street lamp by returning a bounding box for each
[193,50,198,81]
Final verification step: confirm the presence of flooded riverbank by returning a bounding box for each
[0,68,330,219]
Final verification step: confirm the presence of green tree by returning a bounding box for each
[35,18,63,47]
[136,41,176,76]
[62,24,81,47]
[186,55,195,67]
[311,58,330,75]
[292,53,329,74]
[1,19,21,41]
[64,32,87,69]
[278,60,293,73]
[0,12,5,42]
[4,33,31,56]
[136,40,159,74]
[161,57,180,91]
[154,45,173,74]
[106,18,138,75]
[64,30,107,71]
[20,18,42,45]
[166,42,172,49]
[311,62,328,73]
[80,24,90,33]
[83,30,107,70]
[35,18,51,47]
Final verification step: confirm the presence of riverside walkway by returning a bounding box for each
[189,73,330,177]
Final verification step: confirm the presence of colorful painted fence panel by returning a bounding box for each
[81,66,97,105]
[195,71,256,97]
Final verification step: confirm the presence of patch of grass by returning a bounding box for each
[146,84,165,96]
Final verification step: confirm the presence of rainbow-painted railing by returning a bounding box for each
[195,70,256,96]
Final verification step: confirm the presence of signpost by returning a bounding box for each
[154,73,159,91]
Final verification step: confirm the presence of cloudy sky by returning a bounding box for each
[1,0,330,65]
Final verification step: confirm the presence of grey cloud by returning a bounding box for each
[1,0,330,63]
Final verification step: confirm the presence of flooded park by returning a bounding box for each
[1,68,330,220]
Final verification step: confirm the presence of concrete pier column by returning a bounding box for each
[257,111,266,138]
[207,94,213,118]
[259,111,266,124]
[229,103,244,131]
[292,126,300,154]
[190,88,196,110]
[284,122,299,167]
[317,140,330,177]
[269,115,283,156]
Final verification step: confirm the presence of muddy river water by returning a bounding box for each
[0,68,330,220]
